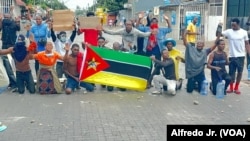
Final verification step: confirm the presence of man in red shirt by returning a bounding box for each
[78,12,102,46]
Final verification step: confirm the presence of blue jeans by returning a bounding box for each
[1,55,16,88]
[66,76,94,92]
[16,70,35,94]
[0,86,8,94]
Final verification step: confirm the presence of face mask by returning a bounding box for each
[16,41,25,47]
[2,19,12,25]
[21,20,27,24]
[60,36,66,43]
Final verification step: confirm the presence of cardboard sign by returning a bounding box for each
[78,16,101,29]
[52,10,74,31]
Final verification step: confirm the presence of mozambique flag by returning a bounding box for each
[78,46,152,91]
[77,46,110,80]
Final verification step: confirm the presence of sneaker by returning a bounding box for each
[151,91,162,95]
[177,78,183,90]
[107,86,114,91]
[226,89,234,93]
[234,90,241,95]
[11,87,18,93]
[101,85,106,88]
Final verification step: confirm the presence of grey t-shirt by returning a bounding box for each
[185,43,211,79]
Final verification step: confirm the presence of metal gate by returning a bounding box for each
[180,2,208,41]
[0,0,14,14]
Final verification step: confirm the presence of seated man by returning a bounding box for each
[150,49,177,95]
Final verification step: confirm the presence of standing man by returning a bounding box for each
[186,17,199,46]
[0,13,20,91]
[222,18,250,94]
[78,12,102,46]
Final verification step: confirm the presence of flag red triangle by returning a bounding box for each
[77,46,110,80]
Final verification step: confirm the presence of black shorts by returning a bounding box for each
[229,57,245,74]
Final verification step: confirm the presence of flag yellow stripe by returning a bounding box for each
[83,71,147,91]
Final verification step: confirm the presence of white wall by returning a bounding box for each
[207,16,223,41]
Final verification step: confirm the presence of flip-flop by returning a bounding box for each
[0,125,7,132]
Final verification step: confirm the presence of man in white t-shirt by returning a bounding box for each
[51,28,77,78]
[222,18,250,94]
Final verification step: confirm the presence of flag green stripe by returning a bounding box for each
[91,47,151,67]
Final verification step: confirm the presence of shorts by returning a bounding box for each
[229,57,245,74]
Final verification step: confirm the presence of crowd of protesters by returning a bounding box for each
[0,5,250,96]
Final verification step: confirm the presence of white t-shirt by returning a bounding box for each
[222,28,249,57]
[54,38,72,62]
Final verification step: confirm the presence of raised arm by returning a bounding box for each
[70,28,77,42]
[50,28,57,42]
[103,28,123,35]
[136,28,151,37]
[209,35,221,53]
[182,29,188,47]
[245,40,250,56]
[164,15,171,29]
[59,43,70,61]
[0,15,2,31]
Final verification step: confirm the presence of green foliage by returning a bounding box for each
[22,0,68,10]
[75,6,87,16]
[95,0,128,12]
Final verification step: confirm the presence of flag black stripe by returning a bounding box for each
[104,60,152,79]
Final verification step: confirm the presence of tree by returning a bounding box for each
[94,0,128,12]
[75,6,87,16]
[22,0,68,10]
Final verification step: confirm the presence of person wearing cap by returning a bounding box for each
[163,38,185,90]
[150,49,176,95]
[11,34,37,94]
[50,25,77,78]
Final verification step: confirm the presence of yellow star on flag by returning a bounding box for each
[87,58,100,71]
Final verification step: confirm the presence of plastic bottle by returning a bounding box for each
[216,22,223,37]
[248,64,250,81]
[200,79,208,95]
[216,80,225,99]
